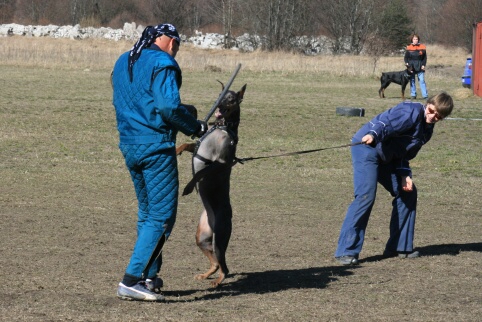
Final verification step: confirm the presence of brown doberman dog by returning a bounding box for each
[379,65,414,100]
[176,83,247,288]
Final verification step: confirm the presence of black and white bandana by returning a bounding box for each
[128,23,180,81]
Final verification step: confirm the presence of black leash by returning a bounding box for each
[182,141,363,196]
[236,141,363,163]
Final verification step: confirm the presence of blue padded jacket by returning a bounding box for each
[353,102,434,176]
[112,46,199,147]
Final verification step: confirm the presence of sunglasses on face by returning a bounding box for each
[427,107,444,121]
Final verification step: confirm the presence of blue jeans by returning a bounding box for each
[410,71,428,98]
[120,143,178,280]
[335,143,417,258]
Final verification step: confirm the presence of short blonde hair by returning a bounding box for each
[427,92,454,118]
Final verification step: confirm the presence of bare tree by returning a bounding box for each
[14,0,45,24]
[11,0,70,25]
[5,0,479,52]
[241,0,312,51]
[408,0,447,44]
[202,0,242,48]
[220,0,235,47]
[143,0,194,31]
[67,0,101,25]
[347,0,376,54]
[318,0,379,54]
[437,0,482,51]
[364,33,397,73]
[183,0,205,33]
[0,0,16,23]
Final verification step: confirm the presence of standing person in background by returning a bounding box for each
[334,92,453,266]
[404,34,428,100]
[111,23,208,301]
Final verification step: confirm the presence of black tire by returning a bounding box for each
[336,107,365,117]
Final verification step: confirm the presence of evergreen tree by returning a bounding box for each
[377,0,413,51]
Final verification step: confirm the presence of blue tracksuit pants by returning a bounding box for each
[119,143,178,280]
[335,143,417,258]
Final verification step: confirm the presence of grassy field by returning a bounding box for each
[0,37,481,321]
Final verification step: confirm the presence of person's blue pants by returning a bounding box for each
[119,143,178,280]
[335,143,417,258]
[410,71,428,98]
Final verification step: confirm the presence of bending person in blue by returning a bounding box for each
[335,92,453,265]
[111,24,208,301]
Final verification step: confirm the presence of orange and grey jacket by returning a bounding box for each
[404,43,427,73]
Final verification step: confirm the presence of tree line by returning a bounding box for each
[1,0,481,53]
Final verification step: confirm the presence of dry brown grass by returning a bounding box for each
[0,36,470,77]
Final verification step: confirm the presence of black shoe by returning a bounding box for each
[398,251,420,258]
[383,250,420,259]
[411,96,417,99]
[335,256,359,265]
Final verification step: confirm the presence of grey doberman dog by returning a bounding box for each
[176,83,247,287]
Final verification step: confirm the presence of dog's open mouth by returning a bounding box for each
[215,107,228,119]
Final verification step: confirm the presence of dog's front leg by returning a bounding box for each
[176,142,197,155]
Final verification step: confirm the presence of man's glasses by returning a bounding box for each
[427,106,444,121]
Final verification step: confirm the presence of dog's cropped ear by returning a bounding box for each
[237,84,247,100]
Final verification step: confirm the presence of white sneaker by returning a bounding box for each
[117,282,165,301]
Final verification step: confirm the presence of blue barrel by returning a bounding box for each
[462,57,472,88]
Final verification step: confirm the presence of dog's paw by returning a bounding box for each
[210,275,225,288]
[195,273,208,280]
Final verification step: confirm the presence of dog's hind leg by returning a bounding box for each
[401,82,408,100]
[195,206,232,288]
[210,206,232,287]
[379,78,389,98]
[195,209,220,281]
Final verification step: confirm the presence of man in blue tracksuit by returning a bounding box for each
[111,24,207,301]
[335,92,453,265]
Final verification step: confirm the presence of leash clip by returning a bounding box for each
[234,157,245,165]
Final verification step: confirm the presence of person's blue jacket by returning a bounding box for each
[112,45,199,147]
[353,102,434,177]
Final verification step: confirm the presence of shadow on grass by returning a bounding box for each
[361,242,482,263]
[417,242,482,255]
[163,243,482,302]
[163,265,359,302]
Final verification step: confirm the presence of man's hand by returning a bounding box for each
[402,176,413,192]
[362,134,374,145]
[181,104,198,118]
[194,120,208,138]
